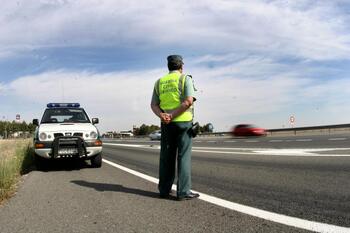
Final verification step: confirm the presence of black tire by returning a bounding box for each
[34,154,46,171]
[91,153,102,168]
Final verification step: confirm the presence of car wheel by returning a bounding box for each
[91,153,102,168]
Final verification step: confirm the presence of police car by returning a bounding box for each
[33,103,103,168]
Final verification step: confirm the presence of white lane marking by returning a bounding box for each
[195,141,202,143]
[208,141,216,143]
[194,149,350,157]
[104,143,148,148]
[103,139,151,143]
[328,138,347,141]
[248,148,350,157]
[269,140,283,142]
[245,140,259,143]
[192,150,255,155]
[103,159,350,233]
[296,139,313,142]
[105,143,249,151]
[254,149,312,156]
[104,143,350,157]
[224,141,236,143]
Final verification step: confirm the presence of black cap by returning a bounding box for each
[167,55,184,66]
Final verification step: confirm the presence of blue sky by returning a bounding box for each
[1,0,350,132]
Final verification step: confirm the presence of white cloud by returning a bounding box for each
[5,69,164,131]
[3,56,350,132]
[0,83,5,94]
[0,0,349,60]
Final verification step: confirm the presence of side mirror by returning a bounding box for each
[33,119,39,126]
[92,118,99,125]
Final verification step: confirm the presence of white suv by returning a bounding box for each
[33,103,103,168]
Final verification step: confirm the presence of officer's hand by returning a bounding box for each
[160,113,172,124]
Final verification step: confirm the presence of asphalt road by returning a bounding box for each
[0,160,306,233]
[0,134,349,233]
[102,134,350,227]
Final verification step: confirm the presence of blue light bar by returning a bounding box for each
[47,103,80,108]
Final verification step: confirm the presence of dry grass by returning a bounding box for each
[0,139,34,202]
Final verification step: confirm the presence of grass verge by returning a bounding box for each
[0,139,34,203]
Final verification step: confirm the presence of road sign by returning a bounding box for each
[290,116,295,125]
[16,114,20,122]
[208,123,214,133]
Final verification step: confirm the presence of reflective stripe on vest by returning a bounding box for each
[156,72,193,122]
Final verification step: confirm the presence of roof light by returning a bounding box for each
[47,103,80,108]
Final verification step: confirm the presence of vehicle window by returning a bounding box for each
[41,108,90,123]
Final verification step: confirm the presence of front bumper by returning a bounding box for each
[34,136,102,159]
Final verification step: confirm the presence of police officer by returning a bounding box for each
[151,55,200,201]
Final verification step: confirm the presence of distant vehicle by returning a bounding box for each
[232,124,266,137]
[32,103,103,169]
[120,131,134,137]
[149,130,161,140]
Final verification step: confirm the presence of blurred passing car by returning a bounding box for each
[149,130,161,140]
[232,124,266,137]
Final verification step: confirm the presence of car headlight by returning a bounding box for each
[39,132,47,140]
[90,131,97,139]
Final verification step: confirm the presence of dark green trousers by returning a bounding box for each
[158,122,192,197]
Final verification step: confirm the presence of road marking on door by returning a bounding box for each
[103,159,350,233]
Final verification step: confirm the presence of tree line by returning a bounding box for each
[0,121,36,138]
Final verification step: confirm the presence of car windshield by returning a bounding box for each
[41,108,90,123]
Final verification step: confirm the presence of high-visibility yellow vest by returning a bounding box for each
[156,72,193,122]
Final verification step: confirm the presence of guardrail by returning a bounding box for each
[199,123,350,137]
[102,123,350,139]
[267,123,350,136]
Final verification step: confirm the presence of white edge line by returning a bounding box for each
[102,158,349,233]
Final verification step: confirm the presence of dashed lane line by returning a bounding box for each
[102,159,350,233]
[328,138,347,141]
[269,140,283,142]
[296,139,313,142]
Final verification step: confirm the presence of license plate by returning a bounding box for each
[58,148,78,155]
